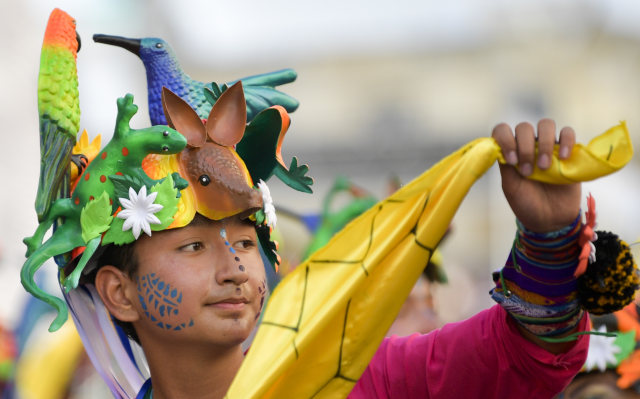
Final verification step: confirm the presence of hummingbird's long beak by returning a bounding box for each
[93,34,141,55]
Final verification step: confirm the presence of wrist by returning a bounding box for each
[518,210,582,235]
[515,213,581,265]
[491,214,583,337]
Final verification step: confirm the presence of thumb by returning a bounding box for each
[497,163,523,200]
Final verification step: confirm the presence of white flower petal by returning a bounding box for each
[132,220,142,239]
[119,198,133,210]
[122,217,135,232]
[258,180,270,196]
[588,241,597,263]
[116,185,166,239]
[146,214,162,225]
[128,187,138,202]
[141,220,152,237]
[268,215,277,228]
[117,209,133,220]
[257,180,277,228]
[584,325,620,372]
[147,203,164,214]
[146,190,158,203]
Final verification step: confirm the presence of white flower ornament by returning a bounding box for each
[584,325,620,372]
[257,179,277,229]
[117,185,164,239]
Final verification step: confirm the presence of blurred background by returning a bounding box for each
[3,0,640,396]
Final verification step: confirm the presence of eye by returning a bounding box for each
[162,145,169,152]
[155,42,163,48]
[198,175,210,186]
[181,242,203,252]
[163,130,169,137]
[235,239,256,250]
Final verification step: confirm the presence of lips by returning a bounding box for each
[207,297,249,311]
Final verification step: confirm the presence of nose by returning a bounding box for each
[214,246,249,286]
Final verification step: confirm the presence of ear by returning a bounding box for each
[94,265,140,323]
[206,81,247,146]
[162,87,206,148]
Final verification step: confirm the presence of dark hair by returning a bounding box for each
[77,241,141,342]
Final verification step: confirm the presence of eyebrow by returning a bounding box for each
[188,214,212,227]
[188,213,255,228]
[239,217,256,227]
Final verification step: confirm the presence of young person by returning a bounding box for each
[78,119,596,398]
[92,214,266,399]
[24,10,637,398]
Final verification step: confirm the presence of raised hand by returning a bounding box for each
[492,118,581,232]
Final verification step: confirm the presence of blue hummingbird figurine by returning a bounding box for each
[93,34,300,125]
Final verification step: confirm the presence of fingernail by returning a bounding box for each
[506,151,518,165]
[520,163,533,176]
[537,154,550,169]
[559,146,569,159]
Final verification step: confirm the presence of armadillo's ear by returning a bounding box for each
[162,87,206,148]
[206,81,246,146]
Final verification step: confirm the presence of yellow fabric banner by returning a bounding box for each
[227,122,632,398]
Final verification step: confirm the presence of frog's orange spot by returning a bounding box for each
[89,195,95,201]
[109,198,113,205]
[74,196,80,205]
[116,171,123,176]
[84,173,90,181]
[101,152,107,160]
[100,175,107,183]
[122,147,129,156]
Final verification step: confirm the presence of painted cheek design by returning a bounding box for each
[255,279,267,320]
[137,273,194,331]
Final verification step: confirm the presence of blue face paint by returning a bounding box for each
[137,273,193,331]
[220,227,240,262]
[220,227,245,271]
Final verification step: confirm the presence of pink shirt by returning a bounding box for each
[349,305,589,398]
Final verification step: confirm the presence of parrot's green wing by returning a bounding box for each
[205,68,299,122]
[35,9,80,222]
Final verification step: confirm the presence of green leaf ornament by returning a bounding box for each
[150,174,179,231]
[101,216,135,246]
[110,174,146,206]
[80,191,113,242]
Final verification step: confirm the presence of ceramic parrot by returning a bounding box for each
[35,8,81,223]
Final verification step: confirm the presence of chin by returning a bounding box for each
[211,318,256,344]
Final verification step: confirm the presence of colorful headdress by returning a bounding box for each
[21,9,312,336]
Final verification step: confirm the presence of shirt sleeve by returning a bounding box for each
[348,304,589,399]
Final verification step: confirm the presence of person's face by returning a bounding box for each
[129,215,267,348]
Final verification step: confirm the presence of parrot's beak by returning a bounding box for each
[76,31,81,52]
[93,34,140,55]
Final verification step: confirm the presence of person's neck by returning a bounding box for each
[143,340,245,399]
